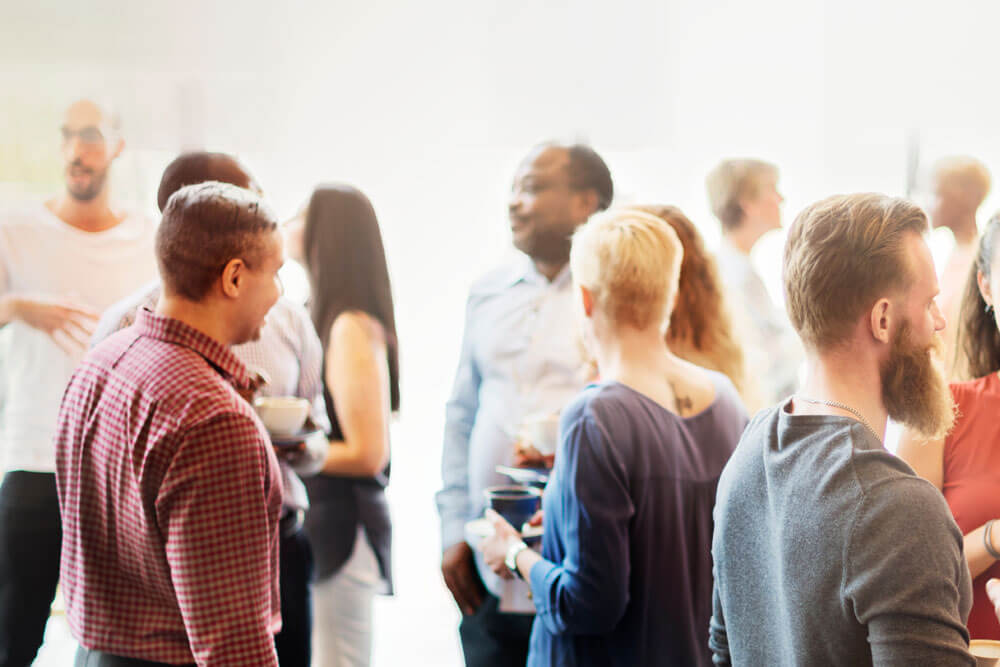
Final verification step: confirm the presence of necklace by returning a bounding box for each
[795,395,882,443]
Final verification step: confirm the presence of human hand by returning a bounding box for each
[513,439,555,469]
[527,509,544,527]
[479,509,522,580]
[273,441,307,461]
[441,541,485,615]
[987,578,1000,621]
[8,296,97,354]
[236,369,270,404]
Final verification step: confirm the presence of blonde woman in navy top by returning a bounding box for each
[479,208,748,666]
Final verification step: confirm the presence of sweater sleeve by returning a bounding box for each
[844,475,974,666]
[529,413,634,636]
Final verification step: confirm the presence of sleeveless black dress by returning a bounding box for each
[302,383,393,592]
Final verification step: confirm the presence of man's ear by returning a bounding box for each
[869,298,892,344]
[579,284,595,318]
[110,137,125,161]
[220,258,246,299]
[573,189,601,222]
[978,270,993,309]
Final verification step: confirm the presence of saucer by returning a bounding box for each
[269,426,324,449]
[464,517,544,550]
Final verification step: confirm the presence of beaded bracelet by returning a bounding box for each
[985,520,1000,560]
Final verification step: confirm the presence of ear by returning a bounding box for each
[220,258,246,299]
[110,137,125,161]
[572,189,601,221]
[736,194,756,222]
[978,270,993,308]
[579,284,595,318]
[869,298,892,344]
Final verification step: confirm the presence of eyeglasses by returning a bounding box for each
[61,126,105,146]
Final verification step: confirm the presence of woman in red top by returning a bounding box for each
[899,212,1000,639]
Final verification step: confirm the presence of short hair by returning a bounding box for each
[570,208,683,330]
[157,152,256,212]
[783,193,929,351]
[565,144,614,211]
[156,182,278,301]
[706,158,779,230]
[932,156,991,207]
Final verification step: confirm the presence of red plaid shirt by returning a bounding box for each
[55,309,283,666]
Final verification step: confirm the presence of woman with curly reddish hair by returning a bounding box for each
[630,204,756,411]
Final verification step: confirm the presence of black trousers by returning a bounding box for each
[0,471,61,667]
[458,587,534,667]
[74,648,192,667]
[275,525,314,667]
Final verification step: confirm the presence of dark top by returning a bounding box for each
[302,383,393,591]
[710,401,974,666]
[527,373,748,667]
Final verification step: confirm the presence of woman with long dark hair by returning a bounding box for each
[285,184,399,667]
[899,212,1000,640]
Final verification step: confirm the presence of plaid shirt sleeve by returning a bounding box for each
[155,411,280,666]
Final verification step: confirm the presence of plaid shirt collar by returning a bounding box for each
[134,308,252,391]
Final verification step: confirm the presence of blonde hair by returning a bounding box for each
[706,158,778,230]
[783,193,928,351]
[933,156,991,207]
[570,208,683,330]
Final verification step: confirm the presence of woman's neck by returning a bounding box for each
[595,325,673,384]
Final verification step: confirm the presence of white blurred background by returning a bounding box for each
[4,0,1000,664]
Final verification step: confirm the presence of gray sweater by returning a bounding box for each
[710,403,974,666]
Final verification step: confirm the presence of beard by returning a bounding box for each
[880,320,956,441]
[66,160,108,202]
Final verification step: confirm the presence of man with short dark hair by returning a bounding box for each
[711,193,974,665]
[55,182,285,666]
[437,142,612,666]
[0,99,156,666]
[91,151,326,667]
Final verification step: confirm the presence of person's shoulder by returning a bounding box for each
[559,382,649,436]
[849,455,964,564]
[0,200,55,232]
[329,310,388,358]
[951,372,999,402]
[124,336,252,423]
[702,369,749,417]
[856,451,950,508]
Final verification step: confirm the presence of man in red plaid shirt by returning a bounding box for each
[54,181,285,666]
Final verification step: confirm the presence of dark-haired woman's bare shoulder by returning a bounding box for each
[331,310,386,349]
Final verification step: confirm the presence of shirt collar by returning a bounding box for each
[134,308,252,390]
[507,255,572,289]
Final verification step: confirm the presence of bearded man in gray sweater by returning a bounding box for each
[711,193,974,666]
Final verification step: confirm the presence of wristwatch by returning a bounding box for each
[505,540,530,580]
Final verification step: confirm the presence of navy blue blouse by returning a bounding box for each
[527,374,748,667]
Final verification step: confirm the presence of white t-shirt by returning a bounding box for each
[0,202,157,473]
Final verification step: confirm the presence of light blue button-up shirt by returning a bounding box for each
[437,256,592,594]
